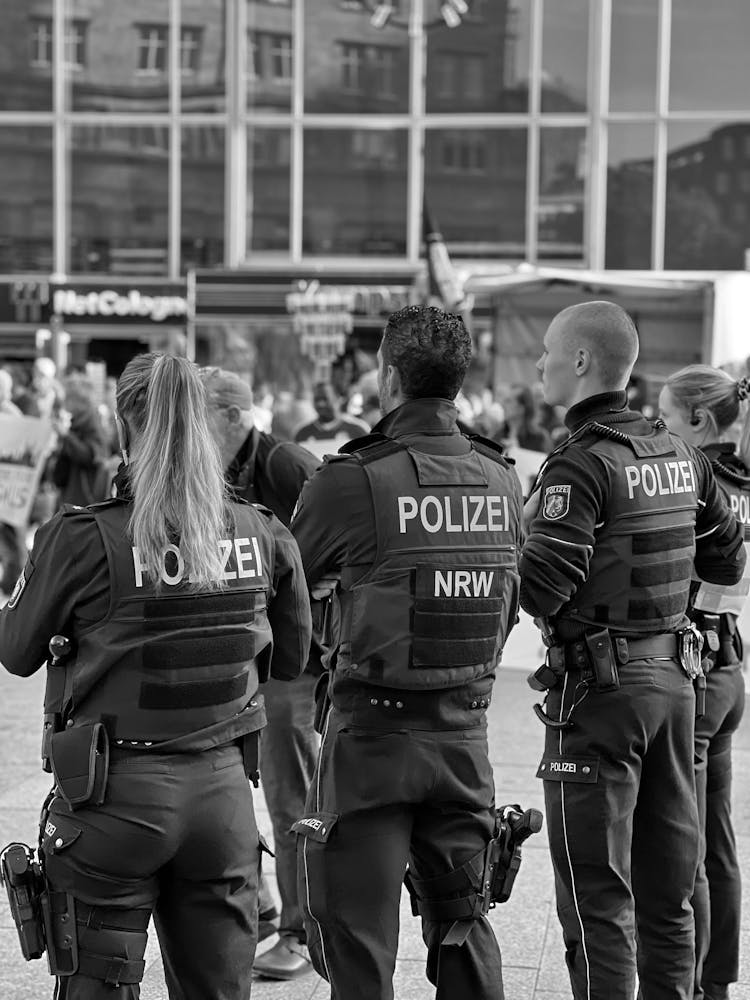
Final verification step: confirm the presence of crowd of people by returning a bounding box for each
[0,301,748,1000]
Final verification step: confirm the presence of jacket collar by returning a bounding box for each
[565,390,630,432]
[372,398,460,439]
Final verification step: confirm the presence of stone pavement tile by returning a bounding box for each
[532,915,569,993]
[0,926,50,1000]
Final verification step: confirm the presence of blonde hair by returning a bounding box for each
[666,364,750,467]
[116,353,231,589]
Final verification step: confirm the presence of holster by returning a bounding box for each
[240,730,261,787]
[50,723,109,809]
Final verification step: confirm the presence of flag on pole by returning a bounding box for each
[422,199,472,325]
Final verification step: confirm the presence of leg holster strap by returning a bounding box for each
[76,902,150,934]
[404,847,487,947]
[76,952,146,986]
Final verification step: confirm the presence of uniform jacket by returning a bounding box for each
[519,391,746,641]
[226,427,319,526]
[0,484,312,751]
[291,398,524,699]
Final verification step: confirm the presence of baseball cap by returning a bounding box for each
[200,367,253,410]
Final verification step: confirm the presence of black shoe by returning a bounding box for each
[253,937,312,980]
[257,905,279,943]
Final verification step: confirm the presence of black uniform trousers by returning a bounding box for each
[692,663,745,996]
[296,708,504,1000]
[43,743,259,1000]
[539,657,699,1000]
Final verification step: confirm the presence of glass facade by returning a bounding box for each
[0,0,749,277]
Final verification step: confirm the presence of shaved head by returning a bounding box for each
[538,300,640,408]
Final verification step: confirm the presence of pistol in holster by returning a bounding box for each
[483,804,545,908]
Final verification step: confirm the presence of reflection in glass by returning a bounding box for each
[671,0,750,112]
[303,129,407,255]
[182,3,226,112]
[0,2,53,110]
[541,0,588,112]
[69,126,168,274]
[605,125,654,269]
[304,0,408,113]
[424,129,526,258]
[0,128,53,272]
[182,126,225,272]
[247,128,291,254]
[665,123,748,270]
[248,0,294,111]
[68,0,171,112]
[425,0,531,113]
[609,0,658,112]
[537,127,586,260]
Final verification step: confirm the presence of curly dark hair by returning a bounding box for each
[381,305,472,400]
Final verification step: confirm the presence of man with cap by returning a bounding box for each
[201,367,321,981]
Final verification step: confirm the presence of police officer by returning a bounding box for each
[290,305,524,1000]
[520,302,746,1000]
[201,366,320,980]
[658,365,750,1000]
[0,353,312,1000]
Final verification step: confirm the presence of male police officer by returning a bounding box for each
[520,301,746,1000]
[290,305,524,1000]
[201,367,321,980]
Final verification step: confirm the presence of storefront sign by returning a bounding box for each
[0,280,50,325]
[49,284,188,324]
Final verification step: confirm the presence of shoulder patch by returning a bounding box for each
[543,485,571,520]
[6,568,27,610]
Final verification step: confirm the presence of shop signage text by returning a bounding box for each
[52,288,188,323]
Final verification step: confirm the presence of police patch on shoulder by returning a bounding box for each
[543,485,571,520]
[6,569,26,610]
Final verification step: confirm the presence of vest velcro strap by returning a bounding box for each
[76,952,146,985]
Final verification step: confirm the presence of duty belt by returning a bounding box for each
[563,632,679,671]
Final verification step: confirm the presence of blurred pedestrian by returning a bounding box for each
[51,377,111,507]
[658,364,750,1000]
[201,366,321,980]
[0,353,312,1000]
[292,305,526,1000]
[500,383,552,453]
[520,301,745,1000]
[0,368,22,416]
[293,382,369,459]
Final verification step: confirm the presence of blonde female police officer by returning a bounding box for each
[0,353,312,1000]
[659,366,750,1000]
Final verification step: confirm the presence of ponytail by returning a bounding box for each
[116,353,230,589]
[738,375,750,468]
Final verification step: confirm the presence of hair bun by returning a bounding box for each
[738,376,750,402]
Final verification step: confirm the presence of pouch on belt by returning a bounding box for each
[50,723,109,809]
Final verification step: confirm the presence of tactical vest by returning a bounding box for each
[335,438,521,691]
[53,501,275,741]
[557,423,700,633]
[693,455,750,617]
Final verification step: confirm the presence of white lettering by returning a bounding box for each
[421,496,442,533]
[454,570,471,597]
[132,546,149,588]
[468,496,485,532]
[641,465,657,497]
[218,539,236,580]
[298,817,323,831]
[251,536,263,577]
[679,460,696,494]
[487,496,504,531]
[625,466,641,499]
[51,287,188,322]
[234,537,255,578]
[550,761,577,773]
[161,543,184,585]
[435,571,452,597]
[472,570,494,597]
[398,496,418,533]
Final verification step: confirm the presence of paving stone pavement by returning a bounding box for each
[1,652,749,1000]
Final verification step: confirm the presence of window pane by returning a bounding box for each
[425,0,531,113]
[1,7,53,110]
[609,0,658,112]
[537,127,586,260]
[68,1,170,112]
[541,0,589,112]
[664,123,748,270]
[248,128,291,254]
[304,3,408,113]
[424,129,527,258]
[670,0,750,112]
[248,1,294,111]
[303,129,407,255]
[182,126,225,272]
[182,8,225,113]
[0,128,53,271]
[69,126,168,274]
[605,124,653,269]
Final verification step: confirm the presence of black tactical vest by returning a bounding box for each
[335,438,522,691]
[558,424,701,633]
[54,500,275,741]
[693,453,750,617]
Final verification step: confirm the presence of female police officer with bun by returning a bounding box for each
[659,366,750,1000]
[0,353,312,1000]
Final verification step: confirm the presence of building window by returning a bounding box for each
[30,17,88,69]
[715,172,729,195]
[136,25,168,74]
[180,27,202,75]
[435,52,485,101]
[351,131,398,168]
[339,43,398,97]
[439,133,487,174]
[340,44,365,92]
[268,33,293,83]
[436,54,458,97]
[721,135,734,161]
[464,54,485,101]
